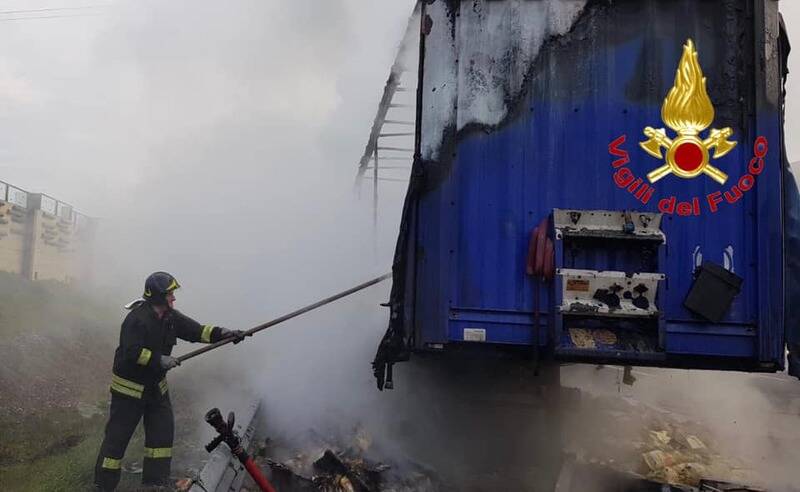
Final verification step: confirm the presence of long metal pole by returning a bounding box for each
[177,273,392,363]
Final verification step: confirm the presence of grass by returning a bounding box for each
[0,409,150,492]
[0,403,105,491]
[0,272,120,491]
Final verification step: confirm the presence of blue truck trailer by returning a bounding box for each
[372,0,800,390]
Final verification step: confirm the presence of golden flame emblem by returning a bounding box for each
[640,39,737,184]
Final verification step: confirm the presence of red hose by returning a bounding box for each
[526,217,555,371]
[525,226,539,275]
[526,218,554,282]
[243,456,277,492]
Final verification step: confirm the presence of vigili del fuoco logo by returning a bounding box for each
[608,39,768,216]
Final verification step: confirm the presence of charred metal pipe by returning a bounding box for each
[178,273,392,363]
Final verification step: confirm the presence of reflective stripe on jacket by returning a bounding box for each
[110,303,223,389]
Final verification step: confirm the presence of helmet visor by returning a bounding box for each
[166,278,180,293]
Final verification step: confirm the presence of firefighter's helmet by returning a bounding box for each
[143,271,180,305]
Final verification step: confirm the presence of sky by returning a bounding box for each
[0,1,415,211]
[0,1,418,320]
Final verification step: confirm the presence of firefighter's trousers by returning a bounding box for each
[94,382,174,491]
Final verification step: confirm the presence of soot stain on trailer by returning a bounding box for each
[418,0,764,195]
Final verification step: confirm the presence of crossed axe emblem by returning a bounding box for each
[640,39,737,185]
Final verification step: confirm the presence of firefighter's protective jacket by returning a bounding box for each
[110,303,225,399]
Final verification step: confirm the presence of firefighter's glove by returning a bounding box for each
[220,328,248,344]
[160,355,181,371]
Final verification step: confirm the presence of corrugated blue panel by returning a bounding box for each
[665,322,756,357]
[405,0,785,369]
[448,308,547,345]
[415,177,453,344]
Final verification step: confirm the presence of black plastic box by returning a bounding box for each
[683,261,744,322]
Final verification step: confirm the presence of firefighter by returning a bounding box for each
[94,271,247,491]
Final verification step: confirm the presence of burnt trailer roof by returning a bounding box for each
[373,0,798,387]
